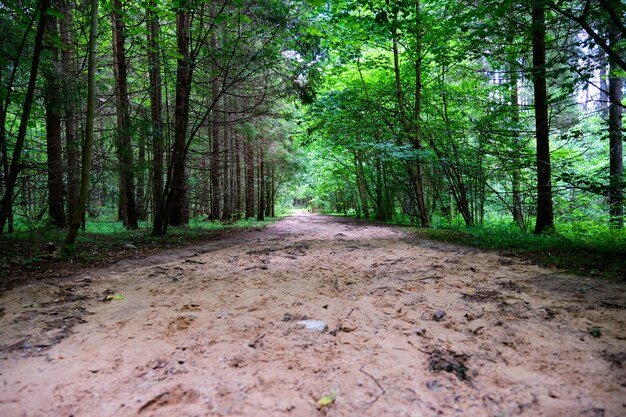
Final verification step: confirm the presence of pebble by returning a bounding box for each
[433,310,446,321]
[297,320,328,332]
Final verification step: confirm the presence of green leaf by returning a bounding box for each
[317,391,336,407]
[47,8,64,19]
[106,294,125,301]
[588,327,601,338]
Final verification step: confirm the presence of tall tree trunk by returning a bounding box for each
[510,69,524,229]
[0,0,51,236]
[146,0,164,233]
[221,98,232,221]
[66,0,98,244]
[44,14,66,228]
[209,32,221,221]
[244,136,254,219]
[355,151,370,219]
[168,6,192,227]
[235,124,242,219]
[137,122,146,220]
[0,98,11,233]
[412,0,430,227]
[60,1,79,224]
[532,4,554,234]
[257,144,265,221]
[265,161,272,218]
[608,9,624,228]
[111,0,138,229]
[269,164,275,218]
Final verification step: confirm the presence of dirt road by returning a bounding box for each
[1,212,625,417]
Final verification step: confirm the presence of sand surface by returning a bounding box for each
[1,212,625,417]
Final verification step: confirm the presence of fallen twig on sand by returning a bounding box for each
[359,365,385,405]
[0,335,31,352]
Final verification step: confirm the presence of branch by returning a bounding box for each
[550,2,626,72]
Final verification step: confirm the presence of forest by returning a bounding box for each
[0,0,624,245]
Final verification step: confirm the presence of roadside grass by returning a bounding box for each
[418,222,626,280]
[0,217,279,281]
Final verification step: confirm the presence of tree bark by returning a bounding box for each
[532,4,554,234]
[221,98,232,221]
[234,120,242,219]
[60,0,79,225]
[43,14,66,228]
[411,0,430,227]
[137,123,146,220]
[510,69,524,229]
[209,32,221,221]
[355,151,370,219]
[146,0,164,233]
[0,96,10,233]
[168,6,192,227]
[608,8,624,228]
[66,0,98,245]
[244,136,255,219]
[257,143,265,221]
[0,0,51,236]
[111,0,138,229]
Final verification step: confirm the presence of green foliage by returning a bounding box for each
[419,221,626,280]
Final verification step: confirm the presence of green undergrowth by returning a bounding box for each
[0,217,278,279]
[419,223,626,280]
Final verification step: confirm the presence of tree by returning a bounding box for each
[607,0,623,228]
[60,0,79,224]
[0,0,51,236]
[111,0,138,229]
[65,0,98,245]
[531,3,554,234]
[43,12,66,228]
[146,0,164,232]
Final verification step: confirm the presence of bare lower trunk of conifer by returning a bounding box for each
[608,21,624,228]
[245,138,254,219]
[209,33,221,221]
[60,4,78,224]
[532,5,554,234]
[510,69,524,229]
[146,0,164,233]
[137,131,146,220]
[221,99,232,221]
[235,131,242,219]
[0,105,11,233]
[112,0,138,229]
[257,145,265,221]
[168,9,192,228]
[44,15,66,228]
[66,0,97,245]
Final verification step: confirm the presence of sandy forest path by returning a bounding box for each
[1,212,625,417]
